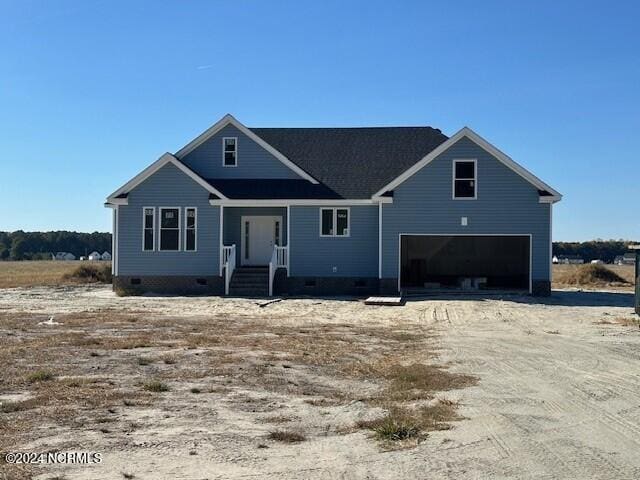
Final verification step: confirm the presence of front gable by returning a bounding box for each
[176,114,318,183]
[179,123,304,180]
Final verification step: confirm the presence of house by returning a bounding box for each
[88,251,102,261]
[614,253,635,266]
[552,255,584,265]
[105,114,561,297]
[101,251,112,261]
[52,252,76,261]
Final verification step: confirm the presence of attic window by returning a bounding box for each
[453,159,477,199]
[223,137,237,167]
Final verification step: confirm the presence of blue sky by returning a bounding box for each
[0,0,638,241]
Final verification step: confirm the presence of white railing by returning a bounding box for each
[223,244,236,295]
[268,245,289,297]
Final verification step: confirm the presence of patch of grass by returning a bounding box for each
[357,401,462,442]
[161,355,177,364]
[143,381,169,393]
[0,397,42,413]
[63,263,112,284]
[27,370,55,383]
[189,387,201,394]
[137,357,153,366]
[267,430,306,443]
[554,264,630,287]
[122,473,135,479]
[262,414,296,424]
[545,330,560,335]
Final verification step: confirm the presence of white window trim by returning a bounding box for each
[185,207,197,252]
[222,136,238,167]
[319,207,351,237]
[159,207,181,251]
[452,158,477,200]
[142,206,155,252]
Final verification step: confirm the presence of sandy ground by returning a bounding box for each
[1,285,639,479]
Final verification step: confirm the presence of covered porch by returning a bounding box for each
[219,206,289,296]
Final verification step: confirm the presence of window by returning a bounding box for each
[142,207,155,251]
[320,208,350,237]
[223,137,237,166]
[453,159,477,199]
[185,207,197,251]
[159,208,180,251]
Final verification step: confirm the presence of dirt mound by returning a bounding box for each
[63,263,112,284]
[555,264,631,286]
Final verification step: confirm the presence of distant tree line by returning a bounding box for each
[553,240,638,263]
[0,231,112,261]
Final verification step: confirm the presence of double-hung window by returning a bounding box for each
[159,208,181,251]
[453,159,477,199]
[223,137,237,166]
[185,207,197,251]
[320,208,350,237]
[142,207,155,251]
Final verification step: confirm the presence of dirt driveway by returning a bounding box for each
[1,286,639,479]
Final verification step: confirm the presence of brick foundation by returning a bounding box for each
[276,276,380,296]
[113,275,224,296]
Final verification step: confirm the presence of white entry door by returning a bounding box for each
[241,216,282,266]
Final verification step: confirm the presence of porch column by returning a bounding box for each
[219,206,224,276]
[287,205,291,277]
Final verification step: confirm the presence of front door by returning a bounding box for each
[241,216,282,266]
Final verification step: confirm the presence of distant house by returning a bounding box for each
[88,251,102,261]
[553,255,584,265]
[590,259,604,264]
[52,252,76,261]
[614,253,636,266]
[101,251,112,261]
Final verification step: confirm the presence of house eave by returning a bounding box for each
[209,198,393,207]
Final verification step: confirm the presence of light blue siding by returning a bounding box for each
[117,163,220,276]
[381,137,550,284]
[223,207,287,265]
[290,205,379,277]
[180,124,302,180]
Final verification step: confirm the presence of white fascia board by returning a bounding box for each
[106,153,227,202]
[209,198,392,207]
[174,113,319,184]
[372,127,562,203]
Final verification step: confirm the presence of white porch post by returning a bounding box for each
[287,205,291,277]
[219,205,224,276]
[378,202,382,279]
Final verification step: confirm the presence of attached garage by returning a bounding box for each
[399,234,531,293]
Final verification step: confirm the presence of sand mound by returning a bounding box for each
[555,264,630,286]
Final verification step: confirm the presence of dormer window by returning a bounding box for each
[223,137,237,167]
[453,159,477,199]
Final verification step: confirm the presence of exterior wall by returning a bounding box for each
[114,275,224,296]
[381,137,551,292]
[180,124,302,180]
[289,205,379,277]
[116,163,220,276]
[222,206,287,266]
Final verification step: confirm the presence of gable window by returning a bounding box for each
[185,207,197,251]
[453,159,477,199]
[223,137,237,167]
[320,208,350,237]
[159,207,181,251]
[143,207,155,251]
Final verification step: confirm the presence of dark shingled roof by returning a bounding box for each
[206,179,340,199]
[248,127,449,199]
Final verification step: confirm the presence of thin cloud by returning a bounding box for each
[196,64,213,70]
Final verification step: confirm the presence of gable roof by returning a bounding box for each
[174,114,319,184]
[372,127,562,202]
[205,178,340,199]
[249,126,448,199]
[106,153,227,203]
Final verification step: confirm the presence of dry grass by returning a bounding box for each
[553,264,634,290]
[267,430,306,443]
[0,307,476,459]
[0,261,90,288]
[62,263,112,284]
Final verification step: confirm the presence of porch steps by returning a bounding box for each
[228,267,269,297]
